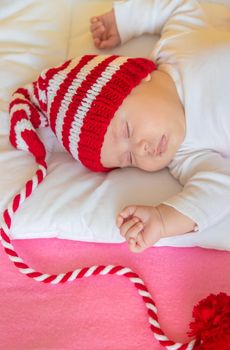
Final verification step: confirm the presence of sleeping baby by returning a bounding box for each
[9,0,230,252]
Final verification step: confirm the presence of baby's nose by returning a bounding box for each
[135,140,155,156]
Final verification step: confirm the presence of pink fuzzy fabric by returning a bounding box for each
[1,239,230,349]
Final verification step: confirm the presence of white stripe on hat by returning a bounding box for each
[47,58,79,114]
[11,93,47,128]
[35,86,46,104]
[10,103,33,151]
[14,118,34,151]
[54,56,107,147]
[25,85,48,127]
[68,56,128,160]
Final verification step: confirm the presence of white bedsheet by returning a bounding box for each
[1,0,230,250]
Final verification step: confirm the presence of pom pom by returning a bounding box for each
[189,292,230,350]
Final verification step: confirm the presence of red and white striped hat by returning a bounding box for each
[9,55,156,171]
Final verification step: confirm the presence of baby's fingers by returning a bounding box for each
[116,206,137,227]
[128,233,147,253]
[120,217,143,238]
[97,36,119,49]
[90,16,100,25]
[90,21,105,37]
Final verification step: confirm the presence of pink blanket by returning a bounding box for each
[1,239,230,349]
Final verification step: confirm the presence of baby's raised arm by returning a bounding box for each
[90,0,207,49]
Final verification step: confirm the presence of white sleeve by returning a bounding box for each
[163,151,230,231]
[113,0,207,44]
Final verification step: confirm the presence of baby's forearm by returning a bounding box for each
[156,204,197,238]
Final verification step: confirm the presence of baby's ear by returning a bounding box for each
[142,73,151,82]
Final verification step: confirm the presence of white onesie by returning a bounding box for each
[113,0,230,231]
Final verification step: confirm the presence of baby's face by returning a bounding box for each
[101,72,185,172]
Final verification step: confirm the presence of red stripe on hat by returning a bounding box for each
[45,59,71,84]
[9,109,29,147]
[38,60,71,93]
[78,57,156,171]
[21,129,46,166]
[49,55,96,134]
[9,98,42,129]
[33,82,47,113]
[12,194,20,212]
[3,209,11,228]
[62,55,118,154]
[9,97,27,110]
[34,60,72,113]
[14,87,30,100]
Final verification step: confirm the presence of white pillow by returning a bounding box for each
[1,0,230,251]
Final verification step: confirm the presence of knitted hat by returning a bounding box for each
[9,55,156,172]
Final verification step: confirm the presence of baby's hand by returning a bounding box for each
[90,9,121,49]
[116,205,164,253]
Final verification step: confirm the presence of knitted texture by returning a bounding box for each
[9,54,156,171]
